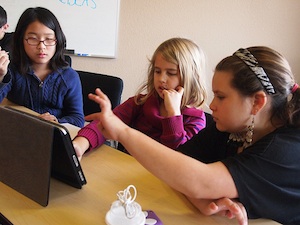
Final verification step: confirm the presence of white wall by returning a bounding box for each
[70,0,300,111]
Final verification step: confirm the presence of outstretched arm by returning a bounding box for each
[85,88,238,200]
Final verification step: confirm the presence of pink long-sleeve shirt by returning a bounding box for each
[76,94,206,151]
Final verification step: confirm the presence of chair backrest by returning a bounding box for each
[76,70,123,116]
[64,55,72,67]
[205,112,214,126]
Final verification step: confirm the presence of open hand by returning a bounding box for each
[84,88,128,142]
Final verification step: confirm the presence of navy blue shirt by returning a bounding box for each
[0,66,84,127]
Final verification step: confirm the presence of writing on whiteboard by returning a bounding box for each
[59,0,97,9]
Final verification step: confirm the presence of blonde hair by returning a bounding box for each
[135,37,207,109]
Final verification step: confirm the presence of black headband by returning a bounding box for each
[233,48,275,95]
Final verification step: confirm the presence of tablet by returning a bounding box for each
[0,106,86,206]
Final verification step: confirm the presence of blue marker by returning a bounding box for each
[76,53,90,56]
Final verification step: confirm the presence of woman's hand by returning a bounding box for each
[84,88,128,142]
[206,198,248,225]
[188,197,248,225]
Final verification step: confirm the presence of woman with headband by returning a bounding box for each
[85,46,300,225]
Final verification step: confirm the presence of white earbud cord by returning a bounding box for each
[116,185,137,219]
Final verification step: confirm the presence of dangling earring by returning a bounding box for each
[228,114,255,149]
[244,115,254,148]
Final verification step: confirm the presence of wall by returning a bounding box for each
[3,0,120,57]
[69,0,300,111]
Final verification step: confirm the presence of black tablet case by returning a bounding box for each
[0,106,86,207]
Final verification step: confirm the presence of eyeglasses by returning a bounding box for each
[25,37,57,46]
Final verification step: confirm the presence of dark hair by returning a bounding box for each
[215,46,300,127]
[12,7,67,74]
[0,6,7,27]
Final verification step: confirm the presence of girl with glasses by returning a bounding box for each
[0,7,84,127]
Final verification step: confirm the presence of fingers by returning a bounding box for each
[235,202,248,225]
[162,86,184,94]
[225,202,247,225]
[72,142,83,161]
[84,112,101,121]
[175,86,184,94]
[85,88,114,121]
[202,201,219,215]
[88,88,113,115]
[88,88,108,102]
[0,49,8,56]
[0,50,9,76]
[88,88,111,106]
[39,112,58,123]
[162,86,184,116]
[215,198,248,225]
[0,50,9,63]
[72,137,89,161]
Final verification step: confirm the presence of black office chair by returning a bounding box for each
[205,112,214,126]
[76,70,123,116]
[64,55,72,66]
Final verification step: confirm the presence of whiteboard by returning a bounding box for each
[1,0,120,58]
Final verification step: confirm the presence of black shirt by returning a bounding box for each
[177,123,300,224]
